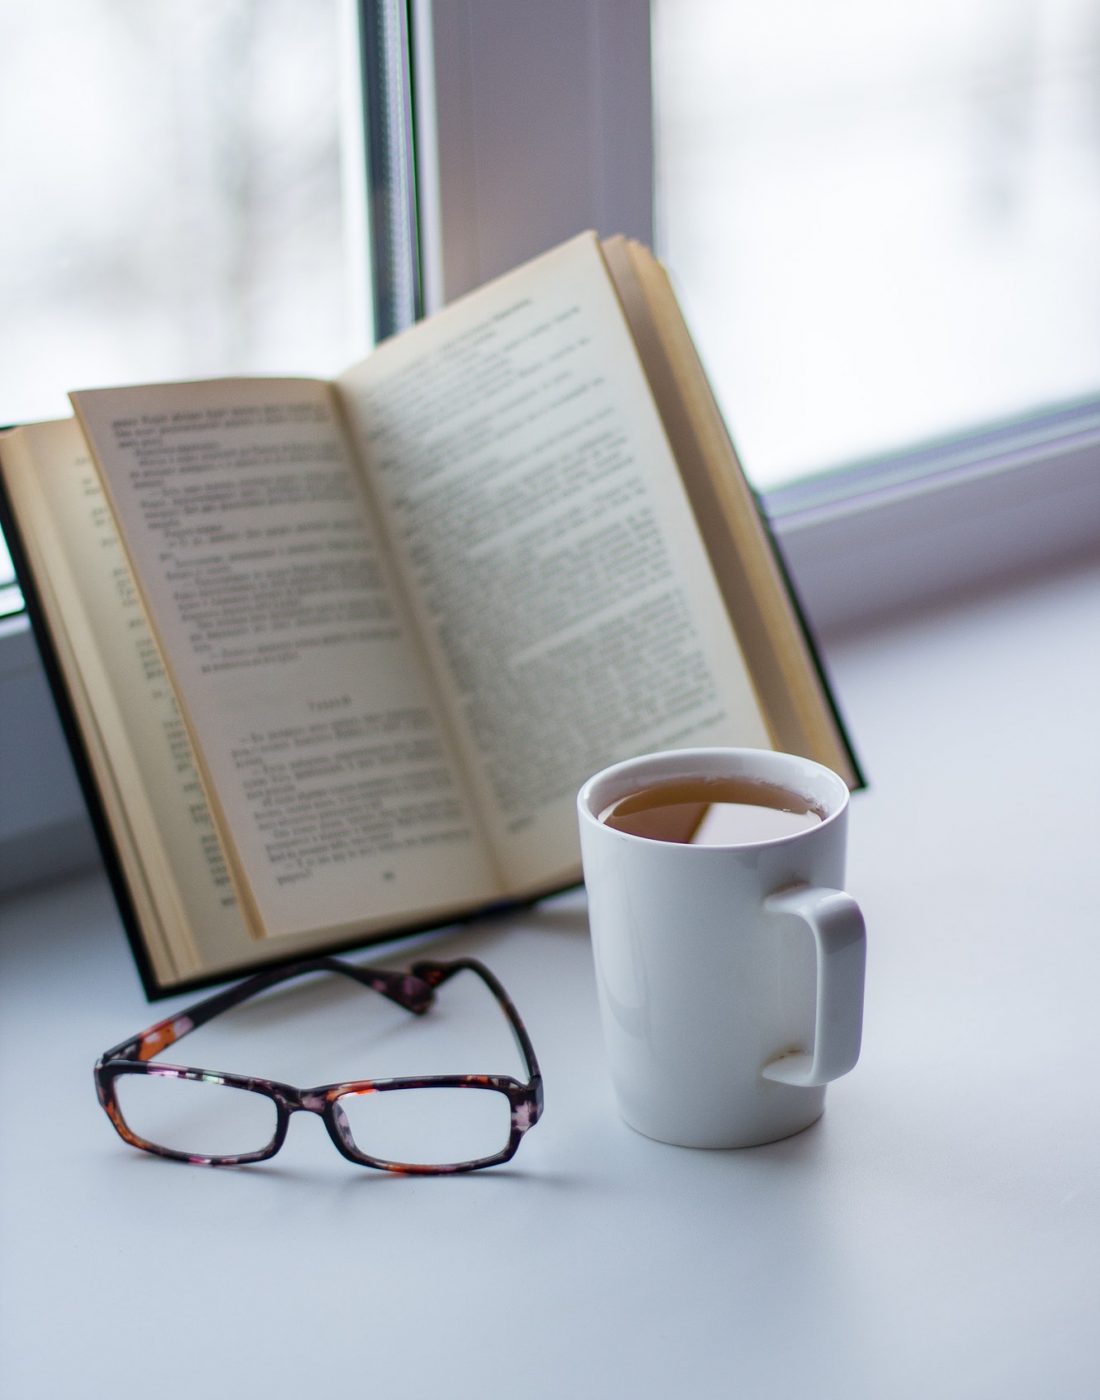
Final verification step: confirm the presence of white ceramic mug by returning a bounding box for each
[577,747,866,1149]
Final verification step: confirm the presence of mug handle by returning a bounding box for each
[760,885,866,1088]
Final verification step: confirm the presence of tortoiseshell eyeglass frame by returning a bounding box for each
[94,956,544,1175]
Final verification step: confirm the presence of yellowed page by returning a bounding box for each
[0,420,199,983]
[336,233,771,893]
[607,239,859,787]
[71,379,499,943]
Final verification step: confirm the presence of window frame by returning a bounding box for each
[3,0,1097,893]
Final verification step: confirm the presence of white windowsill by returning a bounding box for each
[2,541,1097,1396]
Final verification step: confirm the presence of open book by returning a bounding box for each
[0,233,860,997]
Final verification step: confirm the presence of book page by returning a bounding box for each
[607,239,860,787]
[1,421,189,983]
[71,379,499,942]
[1,419,240,982]
[336,234,771,891]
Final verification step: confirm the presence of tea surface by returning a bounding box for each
[598,776,824,845]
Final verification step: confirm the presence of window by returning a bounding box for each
[0,0,380,620]
[652,0,1100,492]
[3,0,1097,889]
[652,0,1097,492]
[0,0,371,428]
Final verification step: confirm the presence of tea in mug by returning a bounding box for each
[597,775,825,846]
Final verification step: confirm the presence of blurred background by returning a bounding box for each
[2,0,1098,611]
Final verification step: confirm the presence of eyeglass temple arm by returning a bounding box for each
[412,957,543,1095]
[102,956,435,1063]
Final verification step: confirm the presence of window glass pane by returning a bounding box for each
[0,0,371,431]
[653,0,1100,489]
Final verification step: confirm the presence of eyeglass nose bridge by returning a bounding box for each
[273,1085,356,1152]
[272,1084,361,1157]
[280,1087,332,1117]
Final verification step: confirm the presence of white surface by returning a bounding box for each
[2,556,1099,1398]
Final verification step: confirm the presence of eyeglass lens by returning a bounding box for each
[115,1073,277,1158]
[334,1085,512,1167]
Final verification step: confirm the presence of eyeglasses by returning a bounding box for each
[94,956,543,1174]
